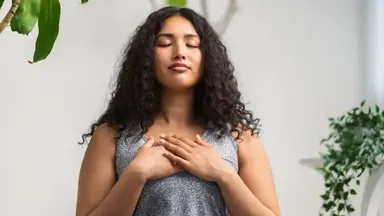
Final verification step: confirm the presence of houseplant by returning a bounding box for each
[0,0,237,63]
[318,100,384,215]
[0,0,186,63]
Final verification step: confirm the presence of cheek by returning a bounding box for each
[153,50,167,70]
[191,52,203,71]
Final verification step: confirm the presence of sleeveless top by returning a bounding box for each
[115,124,239,216]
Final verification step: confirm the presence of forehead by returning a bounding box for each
[158,15,198,36]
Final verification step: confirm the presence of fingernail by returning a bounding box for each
[160,134,166,138]
[149,136,154,140]
[160,139,166,143]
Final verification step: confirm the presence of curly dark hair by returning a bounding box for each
[79,6,260,145]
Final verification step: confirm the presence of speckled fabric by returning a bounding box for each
[115,124,239,216]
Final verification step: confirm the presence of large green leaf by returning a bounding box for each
[0,0,4,10]
[10,0,41,35]
[81,0,88,4]
[167,0,187,7]
[32,0,60,63]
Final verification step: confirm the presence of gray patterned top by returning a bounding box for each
[115,124,239,216]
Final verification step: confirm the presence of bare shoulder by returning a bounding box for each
[76,123,118,216]
[230,127,260,164]
[82,123,118,161]
[231,126,281,215]
[80,122,118,175]
[91,123,118,145]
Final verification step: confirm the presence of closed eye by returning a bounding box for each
[156,44,199,48]
[187,44,200,48]
[157,44,171,47]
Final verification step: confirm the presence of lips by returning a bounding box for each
[168,63,190,72]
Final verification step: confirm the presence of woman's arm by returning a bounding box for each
[76,124,146,216]
[217,130,280,216]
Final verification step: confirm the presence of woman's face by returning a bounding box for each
[153,15,203,91]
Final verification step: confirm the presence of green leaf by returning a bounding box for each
[350,189,357,195]
[360,100,366,107]
[324,201,335,211]
[343,191,349,199]
[32,0,61,63]
[10,0,41,35]
[167,0,187,7]
[347,205,355,212]
[0,0,4,10]
[81,0,88,4]
[320,193,329,200]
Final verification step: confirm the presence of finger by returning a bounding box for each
[163,151,190,168]
[170,163,184,173]
[172,165,184,173]
[163,136,193,152]
[142,136,156,148]
[195,134,210,147]
[160,138,190,158]
[169,160,184,171]
[171,135,198,147]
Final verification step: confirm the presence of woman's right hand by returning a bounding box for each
[130,136,184,181]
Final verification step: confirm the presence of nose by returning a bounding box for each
[173,44,186,60]
[174,52,186,60]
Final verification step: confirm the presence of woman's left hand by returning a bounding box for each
[159,134,235,182]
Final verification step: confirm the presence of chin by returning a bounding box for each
[160,78,200,91]
[164,84,195,91]
[161,81,197,91]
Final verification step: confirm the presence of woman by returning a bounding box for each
[76,6,280,216]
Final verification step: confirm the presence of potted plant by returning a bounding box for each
[317,100,384,215]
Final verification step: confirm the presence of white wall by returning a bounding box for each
[364,0,384,108]
[363,0,384,215]
[0,0,366,215]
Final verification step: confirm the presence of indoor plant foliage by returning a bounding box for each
[0,0,188,63]
[0,0,237,64]
[318,101,384,216]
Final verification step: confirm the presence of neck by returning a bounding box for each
[157,88,195,126]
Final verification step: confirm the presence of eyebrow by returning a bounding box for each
[156,33,199,40]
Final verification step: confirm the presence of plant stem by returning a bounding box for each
[200,0,208,20]
[214,0,238,35]
[0,0,21,33]
[148,0,157,12]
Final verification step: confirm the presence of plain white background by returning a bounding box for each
[1,0,382,215]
